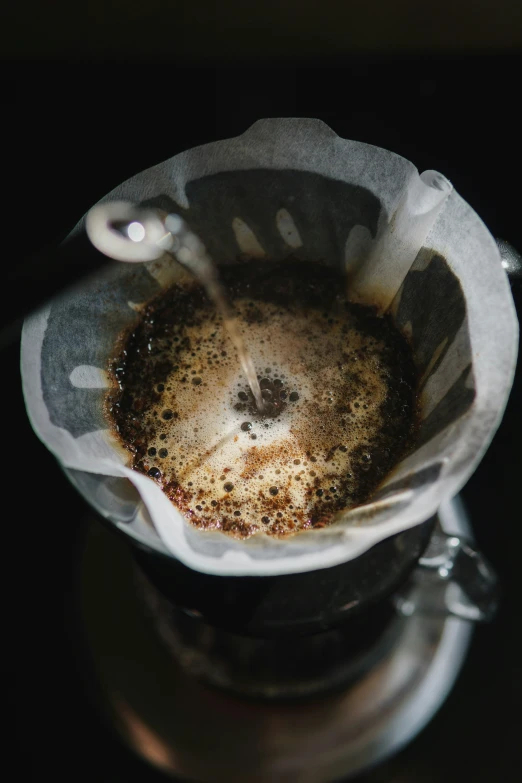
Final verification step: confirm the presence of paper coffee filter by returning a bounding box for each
[21,118,518,576]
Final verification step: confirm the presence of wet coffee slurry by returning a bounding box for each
[106,261,418,539]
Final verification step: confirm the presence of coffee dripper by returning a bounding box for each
[21,119,519,780]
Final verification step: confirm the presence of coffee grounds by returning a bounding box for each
[106,260,419,539]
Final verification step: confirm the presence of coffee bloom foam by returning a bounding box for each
[108,265,416,539]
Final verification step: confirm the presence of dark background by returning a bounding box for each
[3,45,522,783]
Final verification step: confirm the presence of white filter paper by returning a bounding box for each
[21,118,518,575]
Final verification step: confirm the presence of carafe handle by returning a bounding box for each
[395,526,499,622]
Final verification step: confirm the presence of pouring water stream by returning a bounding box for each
[86,203,265,413]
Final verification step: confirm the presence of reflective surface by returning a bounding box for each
[78,498,472,781]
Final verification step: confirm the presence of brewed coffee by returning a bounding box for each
[107,261,418,538]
